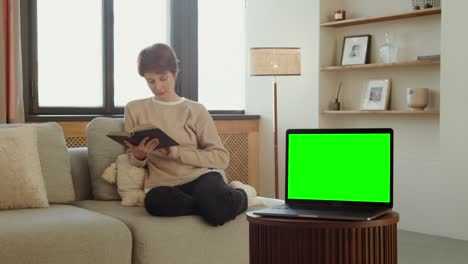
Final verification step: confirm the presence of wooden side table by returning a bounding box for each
[247,211,399,264]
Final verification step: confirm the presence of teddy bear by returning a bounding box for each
[101,154,147,207]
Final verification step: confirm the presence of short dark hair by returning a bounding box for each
[137,43,179,77]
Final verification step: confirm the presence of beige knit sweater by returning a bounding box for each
[124,97,229,189]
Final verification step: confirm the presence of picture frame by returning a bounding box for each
[341,35,371,66]
[361,79,392,110]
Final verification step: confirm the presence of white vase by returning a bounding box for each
[406,88,429,111]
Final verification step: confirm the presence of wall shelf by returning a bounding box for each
[319,2,441,120]
[320,59,440,71]
[320,7,441,27]
[322,110,439,115]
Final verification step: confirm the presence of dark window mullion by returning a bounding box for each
[171,0,198,101]
[103,0,114,114]
[20,0,33,116]
[30,0,39,114]
[209,110,245,115]
[32,107,107,115]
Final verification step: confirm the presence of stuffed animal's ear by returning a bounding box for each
[102,163,117,184]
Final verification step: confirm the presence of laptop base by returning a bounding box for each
[252,206,390,221]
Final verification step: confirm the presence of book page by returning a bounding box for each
[133,124,157,132]
[107,131,130,137]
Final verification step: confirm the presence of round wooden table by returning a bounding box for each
[247,211,399,264]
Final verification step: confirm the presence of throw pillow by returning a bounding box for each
[0,122,76,203]
[87,117,125,200]
[0,126,49,209]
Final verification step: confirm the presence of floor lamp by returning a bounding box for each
[250,47,301,198]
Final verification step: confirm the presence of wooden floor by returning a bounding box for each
[398,230,468,264]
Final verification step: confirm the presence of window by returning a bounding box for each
[113,0,169,107]
[23,0,246,119]
[36,0,103,107]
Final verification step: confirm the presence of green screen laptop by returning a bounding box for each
[253,128,393,221]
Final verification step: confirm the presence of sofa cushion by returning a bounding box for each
[74,199,276,264]
[0,126,49,209]
[0,122,75,203]
[0,205,132,264]
[87,117,125,200]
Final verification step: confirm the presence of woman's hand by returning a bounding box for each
[156,147,170,156]
[156,146,176,156]
[124,137,160,160]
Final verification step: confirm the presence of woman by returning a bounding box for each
[123,43,255,226]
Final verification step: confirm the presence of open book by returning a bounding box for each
[106,125,179,149]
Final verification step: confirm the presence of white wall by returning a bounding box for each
[245,0,320,198]
[246,0,468,241]
[319,0,445,239]
[438,1,468,241]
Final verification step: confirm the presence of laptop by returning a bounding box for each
[253,128,393,221]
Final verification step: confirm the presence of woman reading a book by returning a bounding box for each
[123,43,257,226]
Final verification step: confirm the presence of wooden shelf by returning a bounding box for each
[323,110,439,115]
[320,7,441,27]
[320,59,440,71]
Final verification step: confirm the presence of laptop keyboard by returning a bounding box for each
[274,204,289,209]
[274,204,384,214]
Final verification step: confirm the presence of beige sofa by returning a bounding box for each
[0,120,281,264]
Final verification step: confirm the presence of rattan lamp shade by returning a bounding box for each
[250,48,301,76]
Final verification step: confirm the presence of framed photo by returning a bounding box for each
[361,79,392,110]
[341,35,371,66]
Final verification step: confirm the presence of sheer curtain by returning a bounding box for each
[1,0,24,124]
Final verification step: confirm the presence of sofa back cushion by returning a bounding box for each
[0,122,75,203]
[0,126,49,209]
[87,117,125,200]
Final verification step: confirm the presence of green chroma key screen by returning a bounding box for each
[287,133,391,203]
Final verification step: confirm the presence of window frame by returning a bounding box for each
[23,0,112,115]
[22,0,245,121]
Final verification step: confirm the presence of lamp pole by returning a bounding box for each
[273,78,279,199]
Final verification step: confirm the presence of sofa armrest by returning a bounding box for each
[68,147,92,201]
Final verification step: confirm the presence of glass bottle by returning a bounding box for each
[379,33,399,63]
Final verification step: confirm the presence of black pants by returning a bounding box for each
[144,171,248,226]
